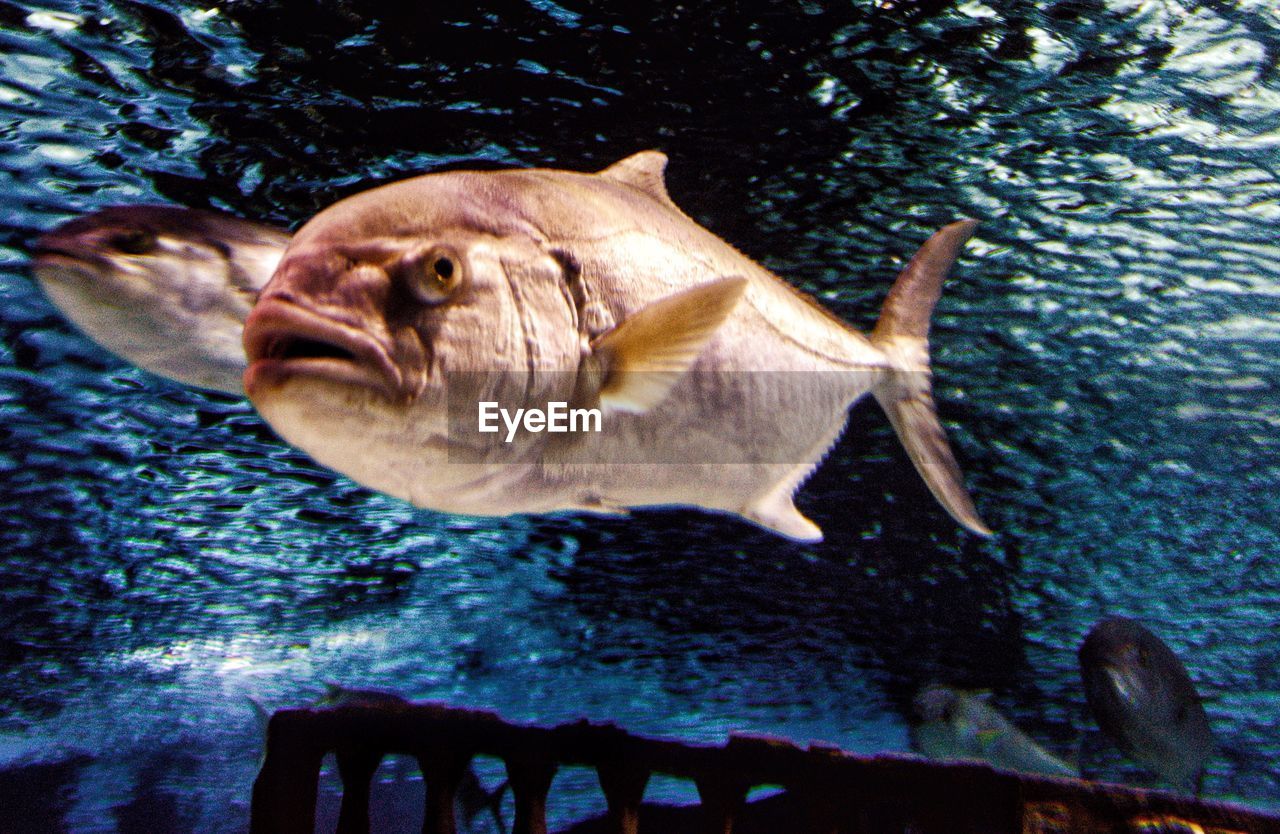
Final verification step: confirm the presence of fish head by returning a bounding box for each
[1081,618,1178,721]
[913,685,994,757]
[1100,639,1159,714]
[30,206,290,392]
[243,178,582,506]
[32,205,284,316]
[913,685,962,724]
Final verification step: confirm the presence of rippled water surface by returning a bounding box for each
[1,1,1278,831]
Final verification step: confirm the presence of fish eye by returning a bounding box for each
[108,228,157,256]
[400,246,463,304]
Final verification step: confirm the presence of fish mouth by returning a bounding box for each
[1103,664,1146,710]
[243,299,405,400]
[30,236,107,277]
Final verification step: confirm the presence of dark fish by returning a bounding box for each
[1078,616,1215,792]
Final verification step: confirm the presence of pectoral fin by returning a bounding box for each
[588,276,747,414]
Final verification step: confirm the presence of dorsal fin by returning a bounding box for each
[597,151,677,209]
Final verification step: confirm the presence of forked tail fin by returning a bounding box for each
[871,220,991,536]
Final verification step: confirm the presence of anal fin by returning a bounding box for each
[744,484,822,542]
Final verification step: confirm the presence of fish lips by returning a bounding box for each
[243,299,406,401]
[1102,663,1149,712]
[30,234,109,280]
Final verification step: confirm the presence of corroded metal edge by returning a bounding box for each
[249,701,1278,834]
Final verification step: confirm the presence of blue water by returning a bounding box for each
[1,1,1278,831]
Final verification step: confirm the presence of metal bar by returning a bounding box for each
[695,776,747,834]
[416,749,470,834]
[249,713,326,834]
[247,702,1280,834]
[596,761,649,834]
[335,748,384,834]
[506,756,557,834]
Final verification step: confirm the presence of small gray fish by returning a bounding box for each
[31,205,290,394]
[241,151,991,540]
[1079,616,1215,793]
[911,684,1077,779]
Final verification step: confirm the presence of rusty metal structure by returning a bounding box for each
[250,702,1278,834]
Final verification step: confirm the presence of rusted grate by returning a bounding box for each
[249,701,1278,834]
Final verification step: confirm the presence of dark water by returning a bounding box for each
[1,0,1278,830]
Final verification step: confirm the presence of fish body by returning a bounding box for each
[1079,616,1215,792]
[31,205,290,394]
[911,685,1077,779]
[234,151,986,540]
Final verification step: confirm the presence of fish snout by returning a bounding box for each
[30,233,119,295]
[913,685,960,722]
[34,216,159,262]
[243,295,406,401]
[31,230,98,271]
[31,229,70,258]
[267,248,394,304]
[1102,662,1150,711]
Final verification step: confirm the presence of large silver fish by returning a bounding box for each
[31,205,289,394]
[1079,616,1215,793]
[241,151,991,541]
[911,685,1077,778]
